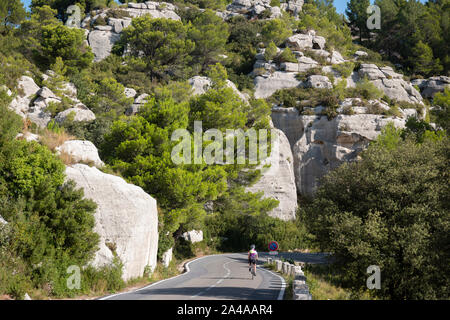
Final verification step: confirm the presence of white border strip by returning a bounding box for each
[98,255,214,300]
[259,266,286,300]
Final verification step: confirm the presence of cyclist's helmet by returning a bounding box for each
[250,244,255,250]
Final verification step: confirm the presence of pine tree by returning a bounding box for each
[345,0,370,42]
[0,0,26,35]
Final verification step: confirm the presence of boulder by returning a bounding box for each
[246,129,297,221]
[328,50,345,64]
[125,93,150,116]
[17,76,40,98]
[188,76,249,103]
[56,140,104,168]
[305,75,332,89]
[357,64,423,104]
[412,76,450,98]
[354,50,368,58]
[162,247,173,268]
[182,230,203,243]
[312,36,326,50]
[94,25,113,31]
[65,164,159,281]
[286,33,314,51]
[55,107,96,123]
[37,87,57,99]
[16,132,40,142]
[254,71,302,99]
[281,0,304,16]
[88,30,121,62]
[124,87,137,99]
[9,76,40,117]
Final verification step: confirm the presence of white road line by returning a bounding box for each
[259,267,286,300]
[99,254,217,300]
[99,253,285,300]
[190,260,232,299]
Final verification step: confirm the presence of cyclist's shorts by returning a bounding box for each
[249,258,256,265]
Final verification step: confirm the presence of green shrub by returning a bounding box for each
[264,41,278,61]
[348,77,384,100]
[278,47,297,63]
[93,16,107,26]
[332,62,355,78]
[305,128,450,299]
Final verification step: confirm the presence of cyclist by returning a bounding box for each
[248,245,258,275]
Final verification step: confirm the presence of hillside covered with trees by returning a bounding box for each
[0,0,448,300]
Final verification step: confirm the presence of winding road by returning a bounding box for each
[100,252,328,300]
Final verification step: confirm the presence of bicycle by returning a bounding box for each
[249,263,257,280]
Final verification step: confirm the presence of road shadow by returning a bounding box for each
[132,285,281,300]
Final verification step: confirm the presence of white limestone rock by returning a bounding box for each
[328,50,345,64]
[182,230,203,243]
[162,247,173,268]
[254,71,302,99]
[188,76,249,103]
[412,76,450,98]
[55,107,96,123]
[124,87,137,99]
[56,140,104,168]
[357,64,423,104]
[305,75,332,89]
[88,30,121,62]
[246,129,297,221]
[16,132,40,142]
[65,164,159,281]
[289,115,407,195]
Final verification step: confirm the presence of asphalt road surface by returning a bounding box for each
[101,253,286,300]
[101,252,328,300]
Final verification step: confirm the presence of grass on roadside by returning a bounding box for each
[303,263,375,300]
[262,262,294,300]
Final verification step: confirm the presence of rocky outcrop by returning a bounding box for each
[305,75,332,89]
[272,109,410,195]
[220,0,282,20]
[16,132,39,142]
[88,30,121,62]
[286,31,325,51]
[65,164,158,281]
[218,0,303,20]
[188,76,249,102]
[411,76,450,98]
[55,106,96,124]
[246,129,297,221]
[182,230,203,243]
[280,0,304,16]
[83,2,180,61]
[0,215,7,225]
[162,247,173,268]
[125,93,149,116]
[9,76,41,119]
[56,140,104,168]
[357,64,423,104]
[8,74,95,128]
[254,72,301,99]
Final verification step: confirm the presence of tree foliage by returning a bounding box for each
[305,124,450,299]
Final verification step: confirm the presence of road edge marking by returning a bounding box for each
[98,254,218,300]
[259,267,286,300]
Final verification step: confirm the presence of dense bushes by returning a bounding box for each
[304,124,449,299]
[347,0,449,76]
[205,187,311,252]
[0,103,124,298]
